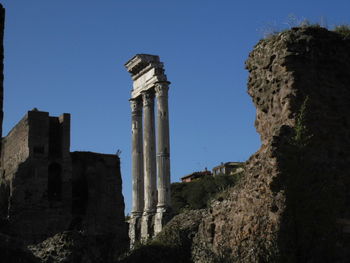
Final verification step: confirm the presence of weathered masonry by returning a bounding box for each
[0,4,129,259]
[125,54,171,244]
[0,110,127,247]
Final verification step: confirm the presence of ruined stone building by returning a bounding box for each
[0,110,127,246]
[125,54,172,245]
[0,4,128,255]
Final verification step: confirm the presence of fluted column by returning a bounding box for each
[154,82,171,234]
[141,90,157,240]
[129,98,144,246]
[130,98,144,215]
[155,82,171,208]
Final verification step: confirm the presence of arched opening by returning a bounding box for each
[48,163,62,201]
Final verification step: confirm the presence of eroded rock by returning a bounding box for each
[192,27,350,262]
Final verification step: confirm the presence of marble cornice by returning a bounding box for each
[125,54,161,77]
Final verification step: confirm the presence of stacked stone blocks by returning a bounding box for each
[0,109,128,250]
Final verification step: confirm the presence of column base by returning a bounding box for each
[154,206,172,235]
[129,213,142,248]
[141,212,155,241]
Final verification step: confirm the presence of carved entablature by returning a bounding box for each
[125,54,168,99]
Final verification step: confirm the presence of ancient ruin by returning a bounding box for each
[3,1,350,261]
[0,109,128,256]
[0,4,128,262]
[190,27,350,262]
[125,54,171,244]
[122,27,350,263]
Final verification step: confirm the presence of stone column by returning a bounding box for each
[129,98,144,245]
[141,90,157,240]
[154,82,171,234]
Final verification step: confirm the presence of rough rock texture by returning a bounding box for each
[155,209,207,251]
[29,231,124,263]
[0,233,39,263]
[192,27,350,262]
[120,210,206,263]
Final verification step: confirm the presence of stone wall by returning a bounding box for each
[191,27,350,262]
[71,151,127,240]
[0,113,30,219]
[27,152,128,263]
[0,5,128,260]
[2,113,30,180]
[0,111,72,243]
[0,110,128,260]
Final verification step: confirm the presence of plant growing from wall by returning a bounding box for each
[275,95,340,262]
[290,96,312,149]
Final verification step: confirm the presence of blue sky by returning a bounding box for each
[1,0,349,213]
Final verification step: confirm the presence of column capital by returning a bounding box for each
[155,82,170,98]
[142,91,155,107]
[130,98,142,115]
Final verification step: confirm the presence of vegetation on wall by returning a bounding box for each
[333,25,350,39]
[260,13,350,41]
[291,97,312,149]
[171,173,242,215]
[272,94,342,261]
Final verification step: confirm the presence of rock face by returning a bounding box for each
[29,231,125,263]
[120,210,207,263]
[192,27,350,262]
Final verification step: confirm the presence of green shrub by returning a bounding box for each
[333,25,350,39]
[171,173,241,215]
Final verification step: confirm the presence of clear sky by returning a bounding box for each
[1,0,349,214]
